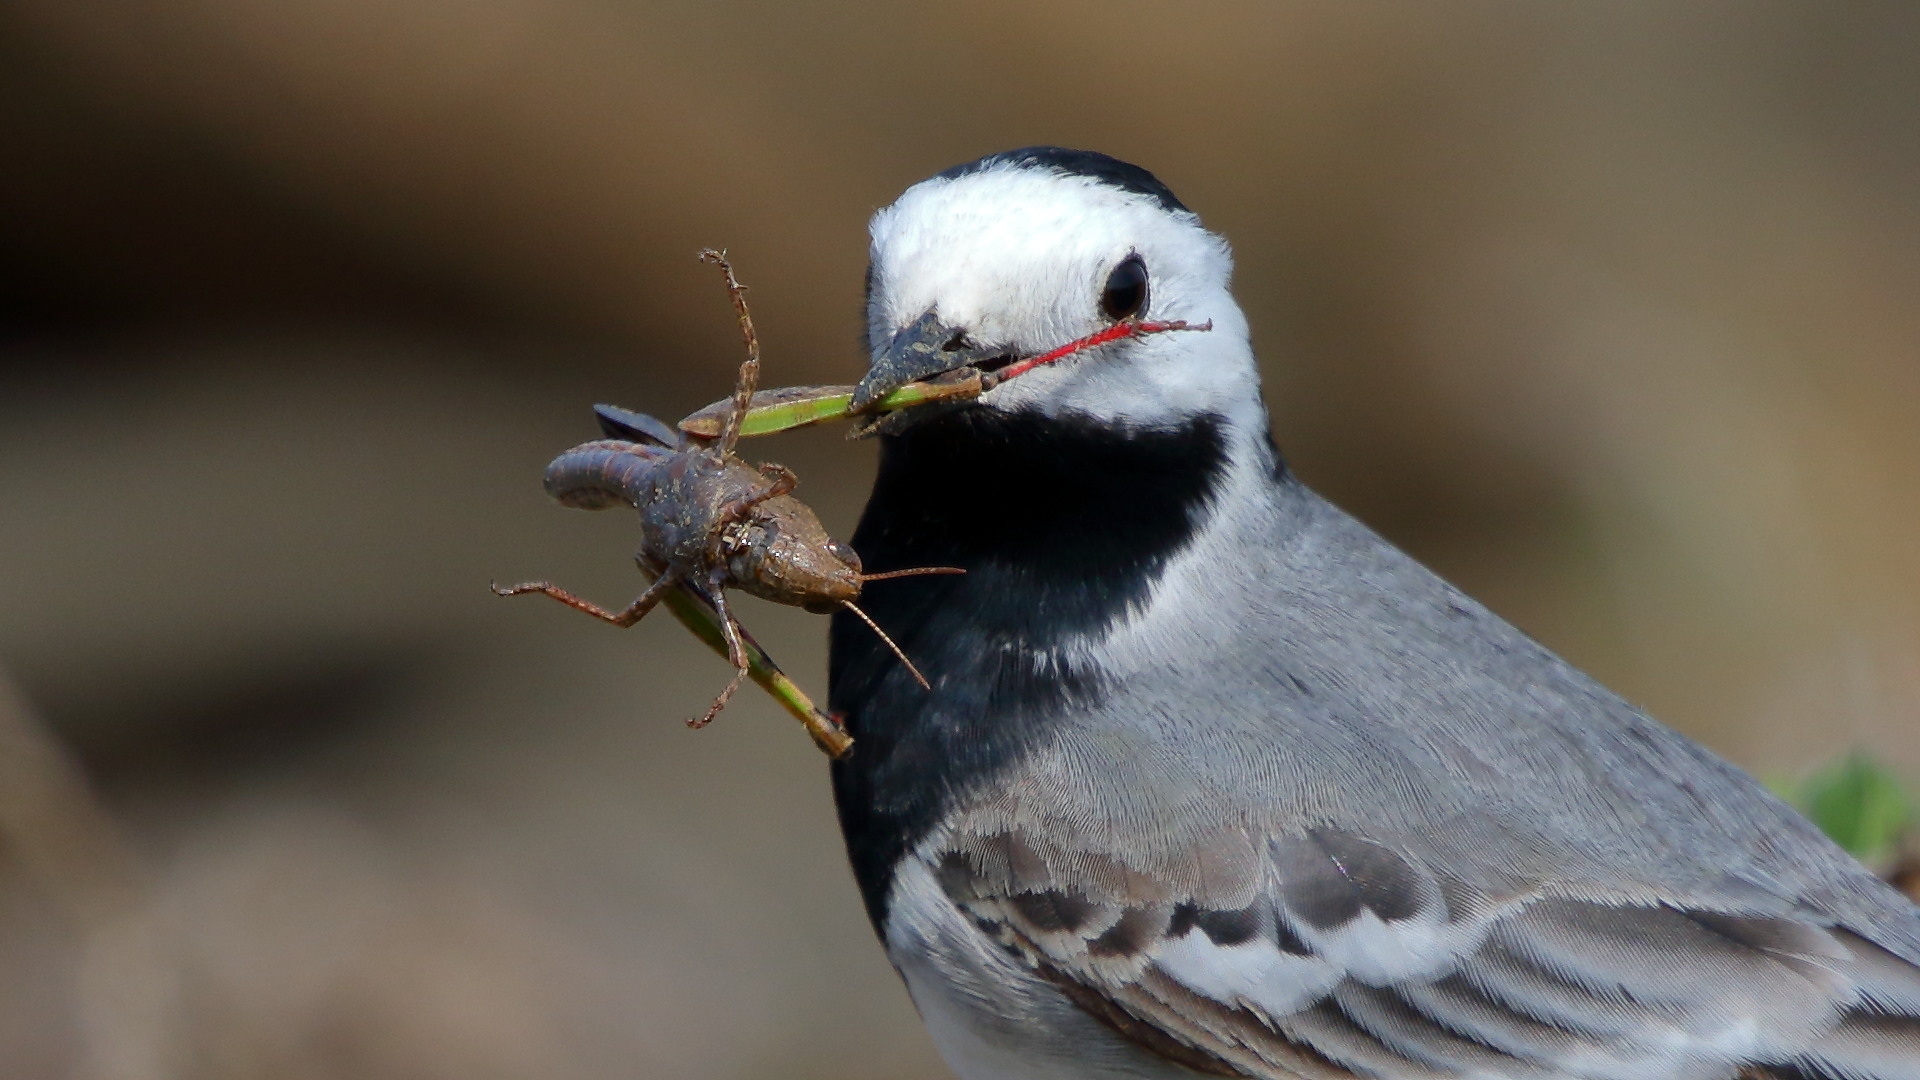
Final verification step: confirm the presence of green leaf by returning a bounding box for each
[676,374,988,440]
[1798,753,1912,861]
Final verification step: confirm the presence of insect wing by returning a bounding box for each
[594,403,683,448]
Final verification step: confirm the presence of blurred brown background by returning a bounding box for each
[1,2,1918,1077]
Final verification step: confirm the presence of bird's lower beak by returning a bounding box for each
[850,310,1008,414]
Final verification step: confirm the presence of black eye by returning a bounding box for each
[827,539,862,573]
[1099,254,1149,321]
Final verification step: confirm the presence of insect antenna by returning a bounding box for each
[840,601,932,690]
[699,248,760,454]
[859,566,966,582]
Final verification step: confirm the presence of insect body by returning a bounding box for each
[494,252,952,730]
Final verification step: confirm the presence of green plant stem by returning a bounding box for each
[656,581,853,758]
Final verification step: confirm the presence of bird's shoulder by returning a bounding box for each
[1116,483,1887,892]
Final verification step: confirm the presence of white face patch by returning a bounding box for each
[866,162,1265,433]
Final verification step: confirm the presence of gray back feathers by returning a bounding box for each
[898,479,1920,1079]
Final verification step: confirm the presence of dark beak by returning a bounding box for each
[849,310,1007,414]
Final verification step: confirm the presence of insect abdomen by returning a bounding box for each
[543,440,670,510]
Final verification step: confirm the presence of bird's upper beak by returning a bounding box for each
[849,310,1009,414]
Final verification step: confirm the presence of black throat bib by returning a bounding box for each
[827,406,1230,926]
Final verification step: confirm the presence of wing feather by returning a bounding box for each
[923,818,1920,1080]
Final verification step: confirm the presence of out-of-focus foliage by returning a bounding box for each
[1790,754,1914,865]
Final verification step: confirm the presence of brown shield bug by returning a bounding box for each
[494,251,958,730]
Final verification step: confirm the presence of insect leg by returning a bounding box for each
[748,462,798,501]
[491,570,681,627]
[715,463,799,527]
[688,571,751,729]
[699,249,760,455]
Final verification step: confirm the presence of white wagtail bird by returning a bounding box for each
[826,148,1920,1080]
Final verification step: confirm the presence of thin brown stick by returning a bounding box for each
[0,668,180,1080]
[699,249,760,454]
[841,601,932,690]
[0,671,141,930]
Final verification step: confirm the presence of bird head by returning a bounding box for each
[852,148,1264,440]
